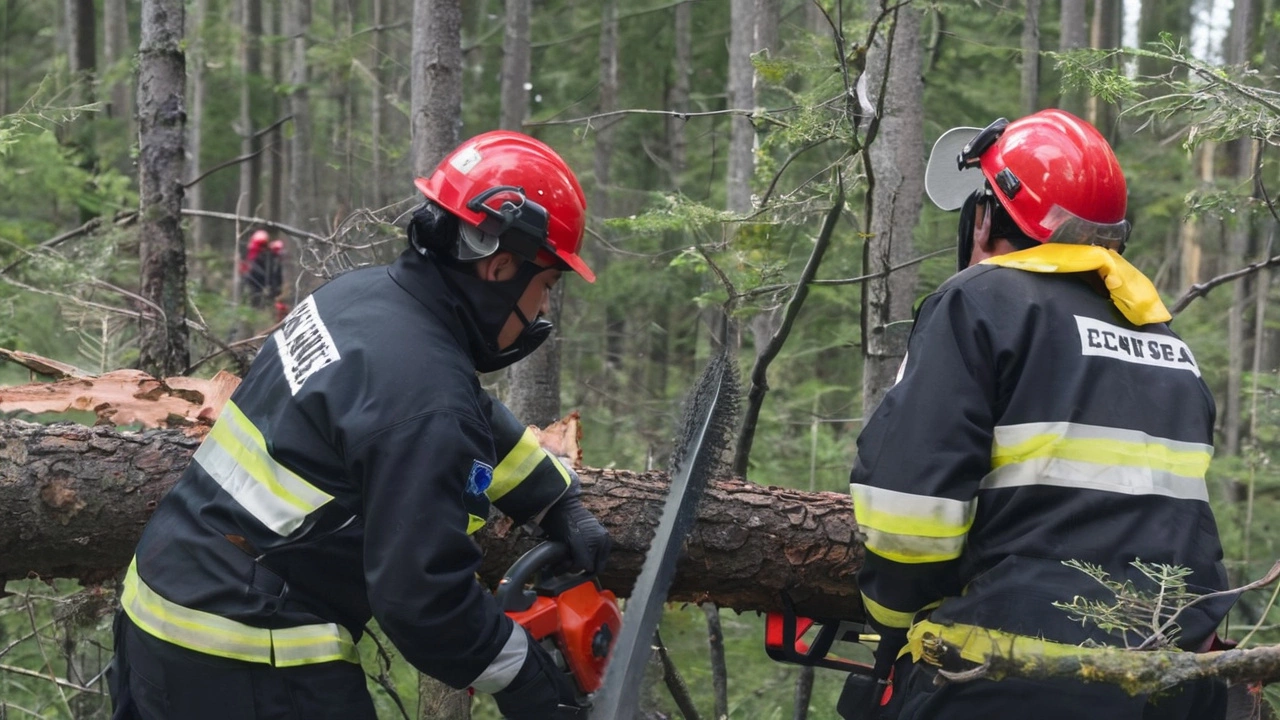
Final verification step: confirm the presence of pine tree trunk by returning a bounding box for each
[498,0,530,132]
[1058,0,1088,116]
[1021,0,1041,115]
[410,0,462,174]
[239,0,264,226]
[285,0,314,231]
[103,0,133,176]
[370,0,385,208]
[726,0,756,215]
[187,0,208,258]
[137,0,191,378]
[1088,0,1121,138]
[0,418,864,618]
[861,2,923,415]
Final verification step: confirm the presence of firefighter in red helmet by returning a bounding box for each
[844,110,1232,719]
[109,132,610,720]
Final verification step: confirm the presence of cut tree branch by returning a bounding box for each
[1169,253,1280,315]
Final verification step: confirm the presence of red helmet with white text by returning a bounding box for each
[415,131,594,282]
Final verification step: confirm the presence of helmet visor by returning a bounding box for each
[1041,205,1131,248]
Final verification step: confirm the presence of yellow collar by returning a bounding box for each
[980,244,1171,325]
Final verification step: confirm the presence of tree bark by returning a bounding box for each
[239,0,264,228]
[860,1,923,415]
[137,0,191,378]
[501,0,560,428]
[370,0,386,208]
[1087,0,1121,139]
[498,0,530,132]
[187,0,208,259]
[0,419,863,618]
[1058,0,1088,116]
[410,0,462,174]
[103,0,133,174]
[726,0,757,215]
[1021,0,1040,116]
[285,0,315,231]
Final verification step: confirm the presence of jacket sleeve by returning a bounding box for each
[483,394,573,525]
[851,286,996,644]
[355,409,525,691]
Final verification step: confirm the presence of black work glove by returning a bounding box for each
[492,631,583,720]
[538,476,612,577]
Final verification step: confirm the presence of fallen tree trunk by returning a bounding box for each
[0,419,863,618]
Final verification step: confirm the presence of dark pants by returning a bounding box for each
[891,660,1227,720]
[108,612,377,720]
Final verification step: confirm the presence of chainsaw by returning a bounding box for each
[496,540,621,704]
[763,591,888,719]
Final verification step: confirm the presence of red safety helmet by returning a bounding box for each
[249,229,270,249]
[926,109,1129,247]
[415,131,594,283]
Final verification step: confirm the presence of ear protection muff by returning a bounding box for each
[956,189,988,272]
[956,184,1042,271]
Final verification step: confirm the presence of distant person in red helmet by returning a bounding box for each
[108,132,611,720]
[843,110,1233,720]
[241,230,284,310]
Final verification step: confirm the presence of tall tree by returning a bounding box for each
[137,0,190,377]
[410,0,462,175]
[498,0,530,133]
[1021,0,1041,115]
[594,0,624,405]
[370,0,386,207]
[102,0,133,175]
[1087,0,1121,139]
[240,0,264,223]
[860,2,924,415]
[499,0,562,427]
[412,3,469,714]
[1058,0,1088,116]
[186,0,208,257]
[727,0,757,215]
[1222,0,1257,459]
[264,0,285,225]
[285,0,314,231]
[64,0,95,91]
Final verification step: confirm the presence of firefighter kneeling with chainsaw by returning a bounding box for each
[846,110,1234,719]
[108,131,611,720]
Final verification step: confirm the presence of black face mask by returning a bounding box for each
[435,258,553,373]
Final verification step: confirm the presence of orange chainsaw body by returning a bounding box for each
[496,541,621,695]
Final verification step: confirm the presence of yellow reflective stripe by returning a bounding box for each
[860,593,916,629]
[467,514,487,535]
[194,400,333,536]
[123,559,358,666]
[862,527,967,564]
[271,625,360,667]
[488,428,545,502]
[986,422,1211,501]
[851,485,975,538]
[852,485,973,564]
[906,618,1098,667]
[123,559,270,663]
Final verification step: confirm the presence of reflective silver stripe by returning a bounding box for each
[194,400,333,536]
[861,527,968,564]
[122,559,359,666]
[851,485,974,564]
[851,485,976,536]
[985,421,1212,502]
[981,458,1210,501]
[470,625,529,693]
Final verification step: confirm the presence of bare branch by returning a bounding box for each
[1170,253,1280,315]
[524,106,793,130]
[734,183,844,476]
[655,629,702,720]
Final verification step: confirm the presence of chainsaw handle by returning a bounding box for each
[496,541,570,612]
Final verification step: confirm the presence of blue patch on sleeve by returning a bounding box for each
[467,460,493,496]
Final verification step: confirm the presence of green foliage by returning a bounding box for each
[1053,559,1204,649]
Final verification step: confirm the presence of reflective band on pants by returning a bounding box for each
[122,559,359,667]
